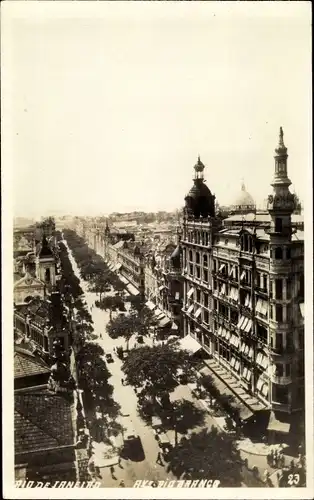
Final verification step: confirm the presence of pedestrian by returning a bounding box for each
[269,449,273,467]
[266,452,270,466]
[121,378,124,386]
[280,453,285,469]
[119,480,125,487]
[156,451,163,465]
[118,456,123,468]
[263,470,270,484]
[110,466,115,479]
[290,459,295,471]
[100,333,102,339]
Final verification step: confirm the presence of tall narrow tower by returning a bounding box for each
[267,127,295,234]
[36,236,56,289]
[267,128,300,414]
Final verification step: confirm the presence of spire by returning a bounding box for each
[268,127,295,216]
[241,179,245,191]
[275,126,287,156]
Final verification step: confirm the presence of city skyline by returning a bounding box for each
[4,2,311,218]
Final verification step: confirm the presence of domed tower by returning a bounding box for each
[181,156,219,343]
[231,182,256,214]
[184,156,216,219]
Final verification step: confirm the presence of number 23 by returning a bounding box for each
[287,473,300,486]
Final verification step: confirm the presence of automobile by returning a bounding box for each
[105,353,114,363]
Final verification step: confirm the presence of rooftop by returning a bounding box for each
[14,347,50,379]
[15,388,74,455]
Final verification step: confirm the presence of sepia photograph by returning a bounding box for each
[2,1,312,498]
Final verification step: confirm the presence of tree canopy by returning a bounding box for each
[106,313,140,349]
[166,428,243,486]
[76,342,113,399]
[122,342,194,396]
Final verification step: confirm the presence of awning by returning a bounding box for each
[159,316,171,328]
[261,300,268,315]
[187,304,194,314]
[244,319,252,333]
[154,308,163,317]
[229,265,234,277]
[116,263,122,270]
[256,378,263,391]
[120,275,129,285]
[159,285,166,292]
[187,287,194,299]
[126,284,140,296]
[171,322,178,330]
[244,294,252,308]
[261,355,269,369]
[240,271,246,281]
[179,335,202,354]
[145,300,156,311]
[194,307,202,319]
[267,412,290,434]
[175,292,180,300]
[220,283,226,295]
[300,303,304,318]
[200,364,253,421]
[219,264,226,273]
[237,316,245,329]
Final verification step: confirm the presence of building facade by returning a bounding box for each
[181,131,304,428]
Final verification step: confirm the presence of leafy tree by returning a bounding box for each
[76,342,113,401]
[125,294,144,313]
[106,313,140,349]
[122,343,194,398]
[166,428,243,486]
[89,273,110,299]
[97,295,124,319]
[76,341,104,361]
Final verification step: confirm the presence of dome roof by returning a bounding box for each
[187,180,212,199]
[184,156,216,219]
[232,183,255,211]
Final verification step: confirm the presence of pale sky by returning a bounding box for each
[3,1,312,217]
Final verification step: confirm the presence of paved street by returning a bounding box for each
[63,238,272,488]
[63,239,176,487]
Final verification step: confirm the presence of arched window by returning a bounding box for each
[274,247,283,260]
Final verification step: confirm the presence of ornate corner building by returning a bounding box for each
[181,129,304,434]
